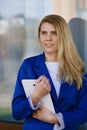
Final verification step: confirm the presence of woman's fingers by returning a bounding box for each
[33,75,51,98]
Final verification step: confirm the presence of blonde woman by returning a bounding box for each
[12,14,87,130]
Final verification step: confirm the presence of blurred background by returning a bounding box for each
[0,0,87,125]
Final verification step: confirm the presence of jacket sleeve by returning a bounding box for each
[12,60,35,120]
[62,74,87,127]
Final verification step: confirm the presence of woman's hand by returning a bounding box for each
[32,106,58,124]
[31,76,51,105]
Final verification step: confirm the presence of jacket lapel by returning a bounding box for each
[33,53,58,103]
[59,82,70,99]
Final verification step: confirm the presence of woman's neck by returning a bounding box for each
[44,52,58,62]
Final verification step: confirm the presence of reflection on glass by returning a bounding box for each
[0,0,52,122]
[0,16,26,121]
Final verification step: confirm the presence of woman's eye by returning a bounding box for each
[52,31,57,35]
[41,31,46,35]
[40,31,57,36]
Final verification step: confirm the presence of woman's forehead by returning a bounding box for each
[40,22,56,30]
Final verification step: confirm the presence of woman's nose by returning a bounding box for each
[46,34,51,41]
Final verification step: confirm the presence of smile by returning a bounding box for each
[45,44,54,47]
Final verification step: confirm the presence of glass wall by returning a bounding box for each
[0,0,53,122]
[0,6,26,121]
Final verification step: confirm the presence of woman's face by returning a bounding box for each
[39,22,58,55]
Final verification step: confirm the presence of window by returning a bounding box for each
[77,0,87,9]
[0,0,53,122]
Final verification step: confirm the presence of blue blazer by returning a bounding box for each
[12,53,87,130]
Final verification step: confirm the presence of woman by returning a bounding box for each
[12,14,87,130]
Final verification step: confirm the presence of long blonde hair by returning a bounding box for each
[38,14,86,89]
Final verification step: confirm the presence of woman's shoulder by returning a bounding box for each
[23,53,43,64]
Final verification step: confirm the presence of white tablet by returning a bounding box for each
[22,79,55,113]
